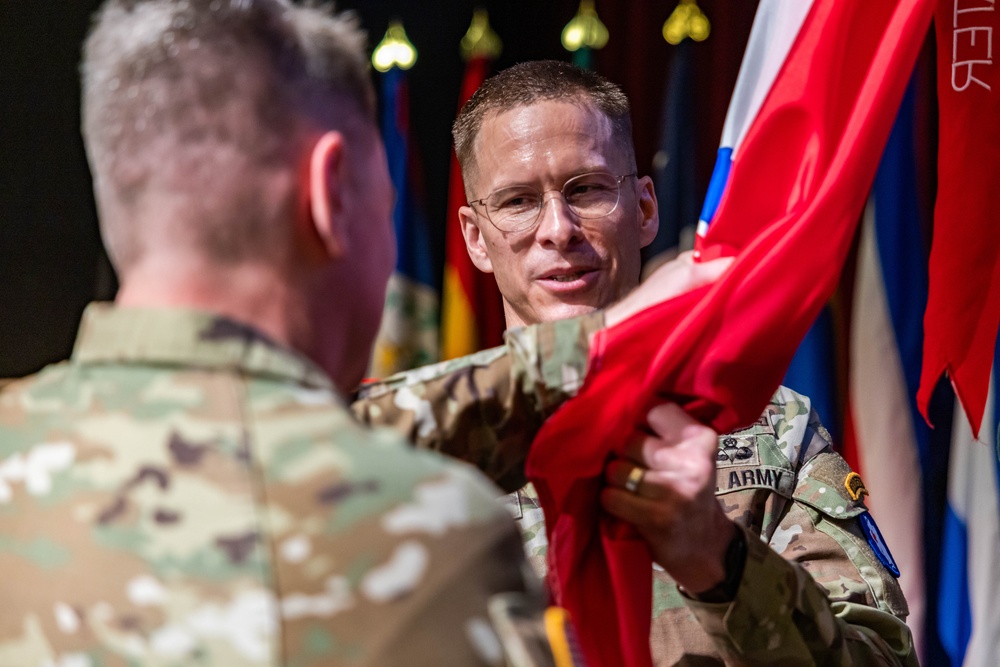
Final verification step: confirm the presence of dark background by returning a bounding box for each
[0,0,758,378]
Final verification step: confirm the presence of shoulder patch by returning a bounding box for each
[844,472,868,501]
[859,511,900,578]
[790,452,867,519]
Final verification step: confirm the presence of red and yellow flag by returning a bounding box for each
[441,55,506,359]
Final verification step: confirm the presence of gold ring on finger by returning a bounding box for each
[624,466,645,494]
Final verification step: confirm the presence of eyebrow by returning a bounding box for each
[488,166,614,192]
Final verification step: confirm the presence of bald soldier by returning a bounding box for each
[356,61,918,665]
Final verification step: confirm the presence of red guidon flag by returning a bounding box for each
[525,1,935,665]
[441,55,506,360]
[917,0,1000,437]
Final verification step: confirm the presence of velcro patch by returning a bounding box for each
[859,511,900,578]
[731,412,775,436]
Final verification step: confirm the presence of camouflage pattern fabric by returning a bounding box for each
[353,312,604,494]
[0,304,551,667]
[357,316,918,666]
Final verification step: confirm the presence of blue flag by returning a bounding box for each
[370,67,439,377]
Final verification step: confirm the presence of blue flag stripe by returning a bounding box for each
[697,147,733,229]
[872,79,931,471]
[993,330,1000,522]
[782,310,838,440]
[938,502,973,666]
[380,67,435,287]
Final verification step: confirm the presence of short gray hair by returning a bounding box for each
[82,0,373,268]
[452,60,635,192]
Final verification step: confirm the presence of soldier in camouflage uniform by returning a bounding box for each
[0,4,590,666]
[355,61,919,665]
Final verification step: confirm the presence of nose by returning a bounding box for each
[534,190,583,248]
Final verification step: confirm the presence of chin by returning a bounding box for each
[537,301,601,324]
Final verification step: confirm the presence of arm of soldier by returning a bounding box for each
[680,434,917,667]
[681,501,918,666]
[601,403,917,666]
[351,312,603,491]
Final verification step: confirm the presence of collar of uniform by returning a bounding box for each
[72,303,334,390]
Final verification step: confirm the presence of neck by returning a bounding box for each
[115,254,310,352]
[503,301,528,329]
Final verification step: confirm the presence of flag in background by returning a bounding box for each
[938,337,1000,666]
[918,0,1000,667]
[658,2,829,436]
[694,0,813,243]
[917,0,1000,437]
[441,54,505,360]
[371,66,440,377]
[646,37,699,265]
[845,78,931,654]
[526,1,935,664]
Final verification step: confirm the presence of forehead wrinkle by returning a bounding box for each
[473,102,617,194]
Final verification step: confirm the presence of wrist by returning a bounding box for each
[686,525,746,603]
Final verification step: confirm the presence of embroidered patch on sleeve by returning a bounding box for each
[859,511,900,578]
[844,471,868,501]
[716,436,760,468]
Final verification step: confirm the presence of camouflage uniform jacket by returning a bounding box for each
[356,321,918,666]
[353,313,606,494]
[0,304,540,667]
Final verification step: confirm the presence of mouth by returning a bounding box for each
[539,267,600,291]
[546,270,592,282]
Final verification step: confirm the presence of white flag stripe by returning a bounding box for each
[719,0,815,153]
[849,201,926,654]
[949,376,1000,667]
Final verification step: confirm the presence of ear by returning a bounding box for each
[459,205,494,274]
[635,175,660,248]
[309,131,348,259]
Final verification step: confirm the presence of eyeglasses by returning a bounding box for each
[469,171,637,233]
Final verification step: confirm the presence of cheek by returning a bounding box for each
[604,220,643,262]
[596,228,643,287]
[481,239,531,299]
[482,233,516,271]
